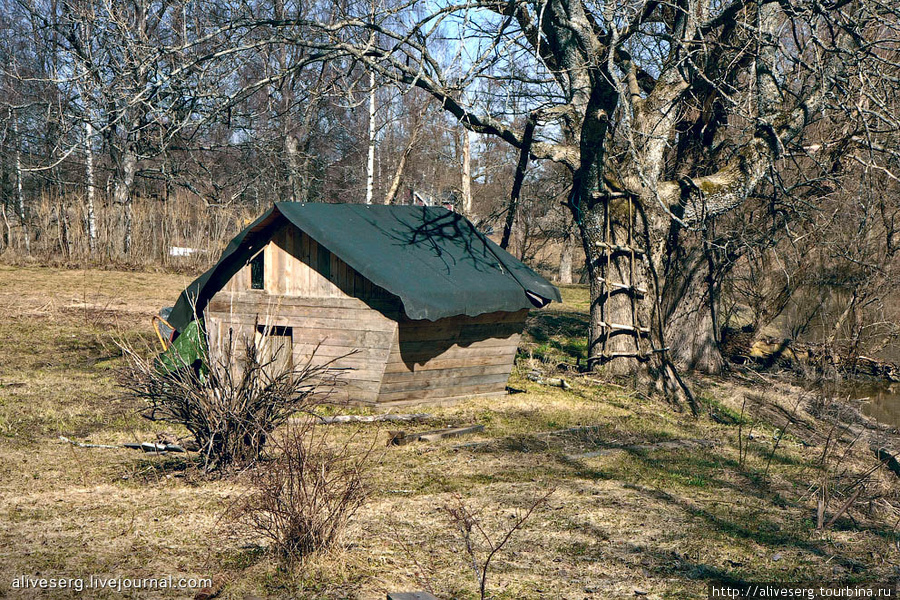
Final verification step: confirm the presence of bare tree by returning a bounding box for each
[255,0,900,403]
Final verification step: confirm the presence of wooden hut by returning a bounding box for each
[168,203,560,406]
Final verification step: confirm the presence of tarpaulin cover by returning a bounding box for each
[169,203,561,333]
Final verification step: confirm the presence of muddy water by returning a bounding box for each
[847,382,900,428]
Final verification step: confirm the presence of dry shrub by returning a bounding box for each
[119,324,350,472]
[443,489,554,600]
[234,418,373,563]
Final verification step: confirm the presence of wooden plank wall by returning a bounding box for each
[207,295,400,404]
[222,223,392,301]
[209,221,527,406]
[377,309,528,404]
[210,223,402,404]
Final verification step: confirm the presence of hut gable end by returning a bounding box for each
[222,224,392,302]
[171,203,560,406]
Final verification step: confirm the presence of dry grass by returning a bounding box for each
[0,265,898,599]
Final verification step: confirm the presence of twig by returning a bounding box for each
[824,487,864,528]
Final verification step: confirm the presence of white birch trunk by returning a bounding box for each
[10,107,29,254]
[366,70,376,205]
[84,120,97,254]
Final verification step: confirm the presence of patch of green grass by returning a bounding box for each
[699,394,746,425]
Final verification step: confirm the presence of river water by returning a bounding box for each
[848,382,900,428]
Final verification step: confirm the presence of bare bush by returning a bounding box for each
[444,490,554,600]
[233,417,373,563]
[119,324,349,472]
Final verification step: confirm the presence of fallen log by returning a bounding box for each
[60,436,188,453]
[317,413,431,424]
[59,436,120,450]
[526,371,571,390]
[389,424,484,446]
[739,337,900,383]
[124,442,187,453]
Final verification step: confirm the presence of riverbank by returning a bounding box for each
[0,266,897,599]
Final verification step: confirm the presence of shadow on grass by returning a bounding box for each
[126,452,206,483]
[625,484,870,575]
[525,310,589,362]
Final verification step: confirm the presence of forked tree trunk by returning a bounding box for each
[575,173,697,410]
[384,107,425,205]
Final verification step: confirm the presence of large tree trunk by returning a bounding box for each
[661,248,724,374]
[558,218,576,284]
[579,198,647,376]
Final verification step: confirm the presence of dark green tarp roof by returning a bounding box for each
[169,202,561,332]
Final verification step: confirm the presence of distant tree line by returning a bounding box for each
[0,0,573,268]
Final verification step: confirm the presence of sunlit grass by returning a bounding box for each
[0,267,896,599]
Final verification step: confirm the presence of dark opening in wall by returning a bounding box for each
[250,252,264,290]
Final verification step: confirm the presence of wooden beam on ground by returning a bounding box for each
[317,413,431,424]
[388,424,484,445]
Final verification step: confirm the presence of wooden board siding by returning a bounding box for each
[222,223,394,301]
[206,295,401,405]
[208,220,529,406]
[376,309,527,404]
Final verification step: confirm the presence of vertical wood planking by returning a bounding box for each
[282,227,295,295]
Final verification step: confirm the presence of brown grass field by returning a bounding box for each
[0,264,898,599]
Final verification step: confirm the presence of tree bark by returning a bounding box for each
[84,120,97,255]
[461,126,472,216]
[661,248,724,374]
[10,107,29,254]
[114,150,136,256]
[558,219,576,284]
[384,104,426,205]
[285,134,302,202]
[366,70,376,205]
[579,199,646,376]
[501,117,535,250]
